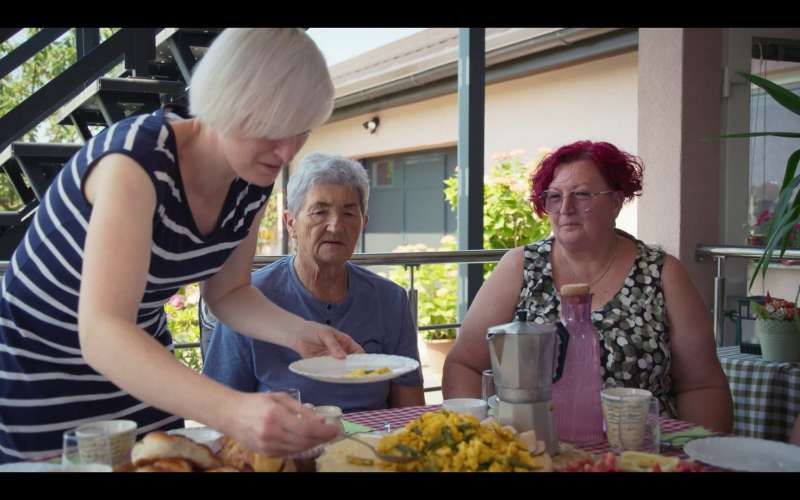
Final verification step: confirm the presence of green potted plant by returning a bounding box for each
[751,290,800,362]
[388,237,458,375]
[722,74,800,290]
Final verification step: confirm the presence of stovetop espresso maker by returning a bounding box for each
[486,310,568,455]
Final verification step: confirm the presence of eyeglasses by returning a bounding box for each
[539,189,615,214]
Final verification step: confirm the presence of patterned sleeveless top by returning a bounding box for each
[0,106,273,463]
[516,234,677,418]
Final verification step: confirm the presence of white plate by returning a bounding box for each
[289,354,419,384]
[0,462,61,472]
[0,461,113,472]
[167,427,224,454]
[684,437,800,472]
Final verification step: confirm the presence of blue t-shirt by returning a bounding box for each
[202,256,423,412]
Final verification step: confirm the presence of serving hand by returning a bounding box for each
[293,321,364,359]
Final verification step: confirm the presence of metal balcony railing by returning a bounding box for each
[4,245,796,351]
[0,250,507,389]
[695,245,800,345]
[0,250,507,396]
[173,249,509,350]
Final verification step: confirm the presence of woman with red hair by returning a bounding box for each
[443,140,732,433]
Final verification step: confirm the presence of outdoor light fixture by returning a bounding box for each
[362,116,380,134]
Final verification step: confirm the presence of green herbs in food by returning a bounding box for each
[392,443,421,458]
[346,455,375,466]
[507,457,534,470]
[442,426,458,450]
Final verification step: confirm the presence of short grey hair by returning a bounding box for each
[287,153,370,216]
[189,28,334,139]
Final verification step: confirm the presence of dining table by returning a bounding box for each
[340,403,726,472]
[717,345,800,441]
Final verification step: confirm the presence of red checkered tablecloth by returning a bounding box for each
[344,404,441,432]
[343,404,721,470]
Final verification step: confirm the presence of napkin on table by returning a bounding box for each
[342,420,374,435]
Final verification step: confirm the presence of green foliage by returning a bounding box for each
[164,284,202,372]
[0,28,121,210]
[388,237,458,341]
[721,74,800,290]
[0,29,78,143]
[390,151,552,340]
[444,150,552,276]
[256,194,279,255]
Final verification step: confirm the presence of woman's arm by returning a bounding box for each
[442,247,524,399]
[78,155,339,456]
[201,204,362,359]
[661,254,733,432]
[790,414,800,445]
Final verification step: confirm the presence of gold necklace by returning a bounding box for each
[560,238,618,291]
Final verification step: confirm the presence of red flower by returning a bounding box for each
[755,209,773,227]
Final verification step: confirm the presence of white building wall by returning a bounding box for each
[297,50,640,236]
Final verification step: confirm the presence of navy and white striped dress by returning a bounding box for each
[0,106,273,463]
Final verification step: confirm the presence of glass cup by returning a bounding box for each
[601,388,660,454]
[274,388,301,403]
[62,430,113,472]
[313,405,345,435]
[61,420,136,472]
[481,369,495,402]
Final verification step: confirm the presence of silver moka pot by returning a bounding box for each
[486,310,568,455]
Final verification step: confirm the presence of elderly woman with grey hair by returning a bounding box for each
[203,153,426,412]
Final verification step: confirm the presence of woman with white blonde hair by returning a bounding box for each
[0,28,362,464]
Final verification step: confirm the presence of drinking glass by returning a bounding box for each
[274,388,301,403]
[61,420,136,472]
[481,369,495,402]
[61,430,114,472]
[601,388,660,454]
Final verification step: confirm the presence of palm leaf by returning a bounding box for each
[718,132,800,139]
[779,149,800,191]
[739,74,800,290]
[768,171,800,232]
[750,206,800,289]
[750,174,800,289]
[741,73,800,116]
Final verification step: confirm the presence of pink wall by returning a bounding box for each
[638,28,724,307]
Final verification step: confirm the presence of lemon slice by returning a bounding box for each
[618,451,679,472]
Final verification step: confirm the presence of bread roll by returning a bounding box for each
[135,457,195,472]
[206,465,245,472]
[131,431,221,469]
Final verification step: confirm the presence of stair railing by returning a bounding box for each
[0,28,162,154]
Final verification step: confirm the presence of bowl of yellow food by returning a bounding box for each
[318,410,552,472]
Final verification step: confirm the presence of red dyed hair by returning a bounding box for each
[529,140,644,217]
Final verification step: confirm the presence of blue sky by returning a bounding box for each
[306,28,426,66]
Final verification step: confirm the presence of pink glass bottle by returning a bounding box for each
[551,283,605,445]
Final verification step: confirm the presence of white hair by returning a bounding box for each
[287,153,370,216]
[189,28,334,139]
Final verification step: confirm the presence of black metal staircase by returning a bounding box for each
[0,28,222,259]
